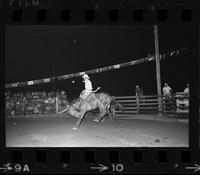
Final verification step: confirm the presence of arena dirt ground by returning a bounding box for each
[6,114,189,147]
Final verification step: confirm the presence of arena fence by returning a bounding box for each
[5,97,68,116]
[113,94,189,117]
[5,93,189,117]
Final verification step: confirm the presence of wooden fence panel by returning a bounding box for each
[114,96,136,99]
[114,95,189,117]
[116,100,137,103]
[138,103,159,106]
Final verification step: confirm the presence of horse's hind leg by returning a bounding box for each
[94,108,106,123]
[72,117,83,130]
[106,104,113,121]
[72,113,85,130]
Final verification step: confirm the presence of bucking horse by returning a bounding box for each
[58,87,124,130]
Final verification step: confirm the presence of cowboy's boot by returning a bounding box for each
[77,99,83,112]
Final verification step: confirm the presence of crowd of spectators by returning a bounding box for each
[5,90,69,116]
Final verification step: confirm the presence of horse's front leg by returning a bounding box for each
[94,111,101,122]
[72,112,85,130]
[94,108,106,123]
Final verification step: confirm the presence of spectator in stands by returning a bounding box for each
[56,90,60,97]
[20,92,23,98]
[5,90,70,116]
[25,91,28,98]
[184,83,189,95]
[5,91,11,97]
[62,93,67,100]
[47,92,51,97]
[42,91,46,99]
[44,97,49,104]
[61,90,65,96]
[47,94,54,104]
[9,99,16,116]
[50,90,55,97]
[6,93,10,100]
[33,91,40,99]
[135,85,143,100]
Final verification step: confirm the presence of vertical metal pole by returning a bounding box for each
[23,96,25,116]
[53,64,56,91]
[56,96,59,114]
[136,96,140,114]
[53,64,58,114]
[154,25,162,113]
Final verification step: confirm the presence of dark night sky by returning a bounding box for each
[5,25,197,97]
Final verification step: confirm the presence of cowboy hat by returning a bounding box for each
[82,74,90,79]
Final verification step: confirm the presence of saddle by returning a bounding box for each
[77,87,101,111]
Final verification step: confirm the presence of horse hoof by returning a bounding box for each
[72,127,78,130]
[94,119,100,122]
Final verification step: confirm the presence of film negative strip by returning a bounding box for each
[0,0,199,174]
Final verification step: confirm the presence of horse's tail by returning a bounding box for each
[95,92,125,111]
[110,96,125,111]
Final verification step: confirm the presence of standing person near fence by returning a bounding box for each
[135,85,143,100]
[163,83,172,97]
[184,83,189,95]
[135,85,144,113]
[162,83,172,111]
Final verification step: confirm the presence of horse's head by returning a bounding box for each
[58,104,70,115]
[65,104,70,111]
